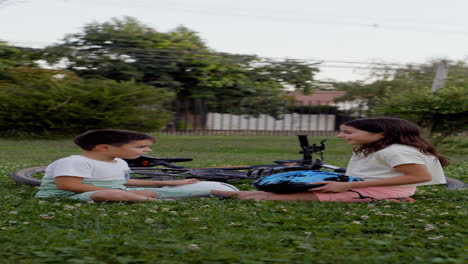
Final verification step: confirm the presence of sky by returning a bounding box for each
[1,0,467,81]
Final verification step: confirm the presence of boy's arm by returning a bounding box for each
[55,176,158,198]
[55,176,111,192]
[125,178,198,187]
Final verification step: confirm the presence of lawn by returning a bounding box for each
[0,135,466,264]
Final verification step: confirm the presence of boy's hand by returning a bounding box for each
[128,190,158,198]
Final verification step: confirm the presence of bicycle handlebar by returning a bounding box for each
[124,155,193,168]
[297,134,327,164]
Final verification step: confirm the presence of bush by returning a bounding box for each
[437,136,468,155]
[375,86,468,143]
[0,67,175,137]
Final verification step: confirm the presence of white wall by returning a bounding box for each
[206,113,336,131]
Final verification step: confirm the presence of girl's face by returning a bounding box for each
[336,125,384,145]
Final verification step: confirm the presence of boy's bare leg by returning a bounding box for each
[91,190,158,202]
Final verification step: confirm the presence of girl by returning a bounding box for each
[211,117,448,202]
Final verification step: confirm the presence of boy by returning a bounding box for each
[36,129,237,202]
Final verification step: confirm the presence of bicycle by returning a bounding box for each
[10,135,342,185]
[9,135,467,190]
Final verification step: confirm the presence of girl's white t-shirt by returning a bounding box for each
[345,144,446,186]
[43,155,131,182]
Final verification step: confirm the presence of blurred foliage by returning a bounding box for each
[0,18,321,136]
[0,41,39,81]
[333,60,468,143]
[0,67,174,137]
[376,86,467,143]
[40,17,319,105]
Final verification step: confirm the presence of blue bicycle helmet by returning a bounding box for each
[253,170,364,193]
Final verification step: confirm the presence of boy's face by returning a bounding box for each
[109,139,154,159]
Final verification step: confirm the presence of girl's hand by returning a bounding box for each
[168,179,199,186]
[308,182,353,193]
[127,190,158,198]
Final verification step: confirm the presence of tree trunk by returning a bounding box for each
[418,117,434,140]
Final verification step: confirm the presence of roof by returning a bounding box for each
[286,91,347,104]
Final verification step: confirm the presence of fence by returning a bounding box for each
[161,99,367,135]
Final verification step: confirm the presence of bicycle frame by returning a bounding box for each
[125,134,346,180]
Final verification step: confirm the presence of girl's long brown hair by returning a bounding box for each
[343,117,449,167]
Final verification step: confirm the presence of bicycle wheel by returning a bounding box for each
[10,166,46,186]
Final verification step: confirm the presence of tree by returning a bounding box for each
[251,58,320,94]
[376,86,467,144]
[335,60,468,143]
[41,17,320,104]
[333,62,440,110]
[0,41,38,80]
[42,17,202,84]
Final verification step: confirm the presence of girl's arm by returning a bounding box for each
[55,176,111,192]
[124,178,198,187]
[310,163,432,193]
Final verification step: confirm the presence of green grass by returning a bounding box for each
[0,135,466,264]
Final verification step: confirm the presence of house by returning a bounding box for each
[285,91,346,105]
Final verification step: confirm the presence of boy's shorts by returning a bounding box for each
[313,186,416,202]
[67,191,99,201]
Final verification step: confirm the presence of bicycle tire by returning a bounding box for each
[10,166,46,186]
[9,166,251,186]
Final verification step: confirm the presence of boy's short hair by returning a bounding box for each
[74,129,156,150]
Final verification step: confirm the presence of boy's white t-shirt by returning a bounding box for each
[43,155,131,182]
[345,144,446,186]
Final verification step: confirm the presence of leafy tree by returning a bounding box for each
[376,85,467,144]
[0,41,38,80]
[335,60,468,143]
[0,67,174,137]
[41,17,319,105]
[333,63,440,110]
[252,59,320,94]
[42,17,201,84]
